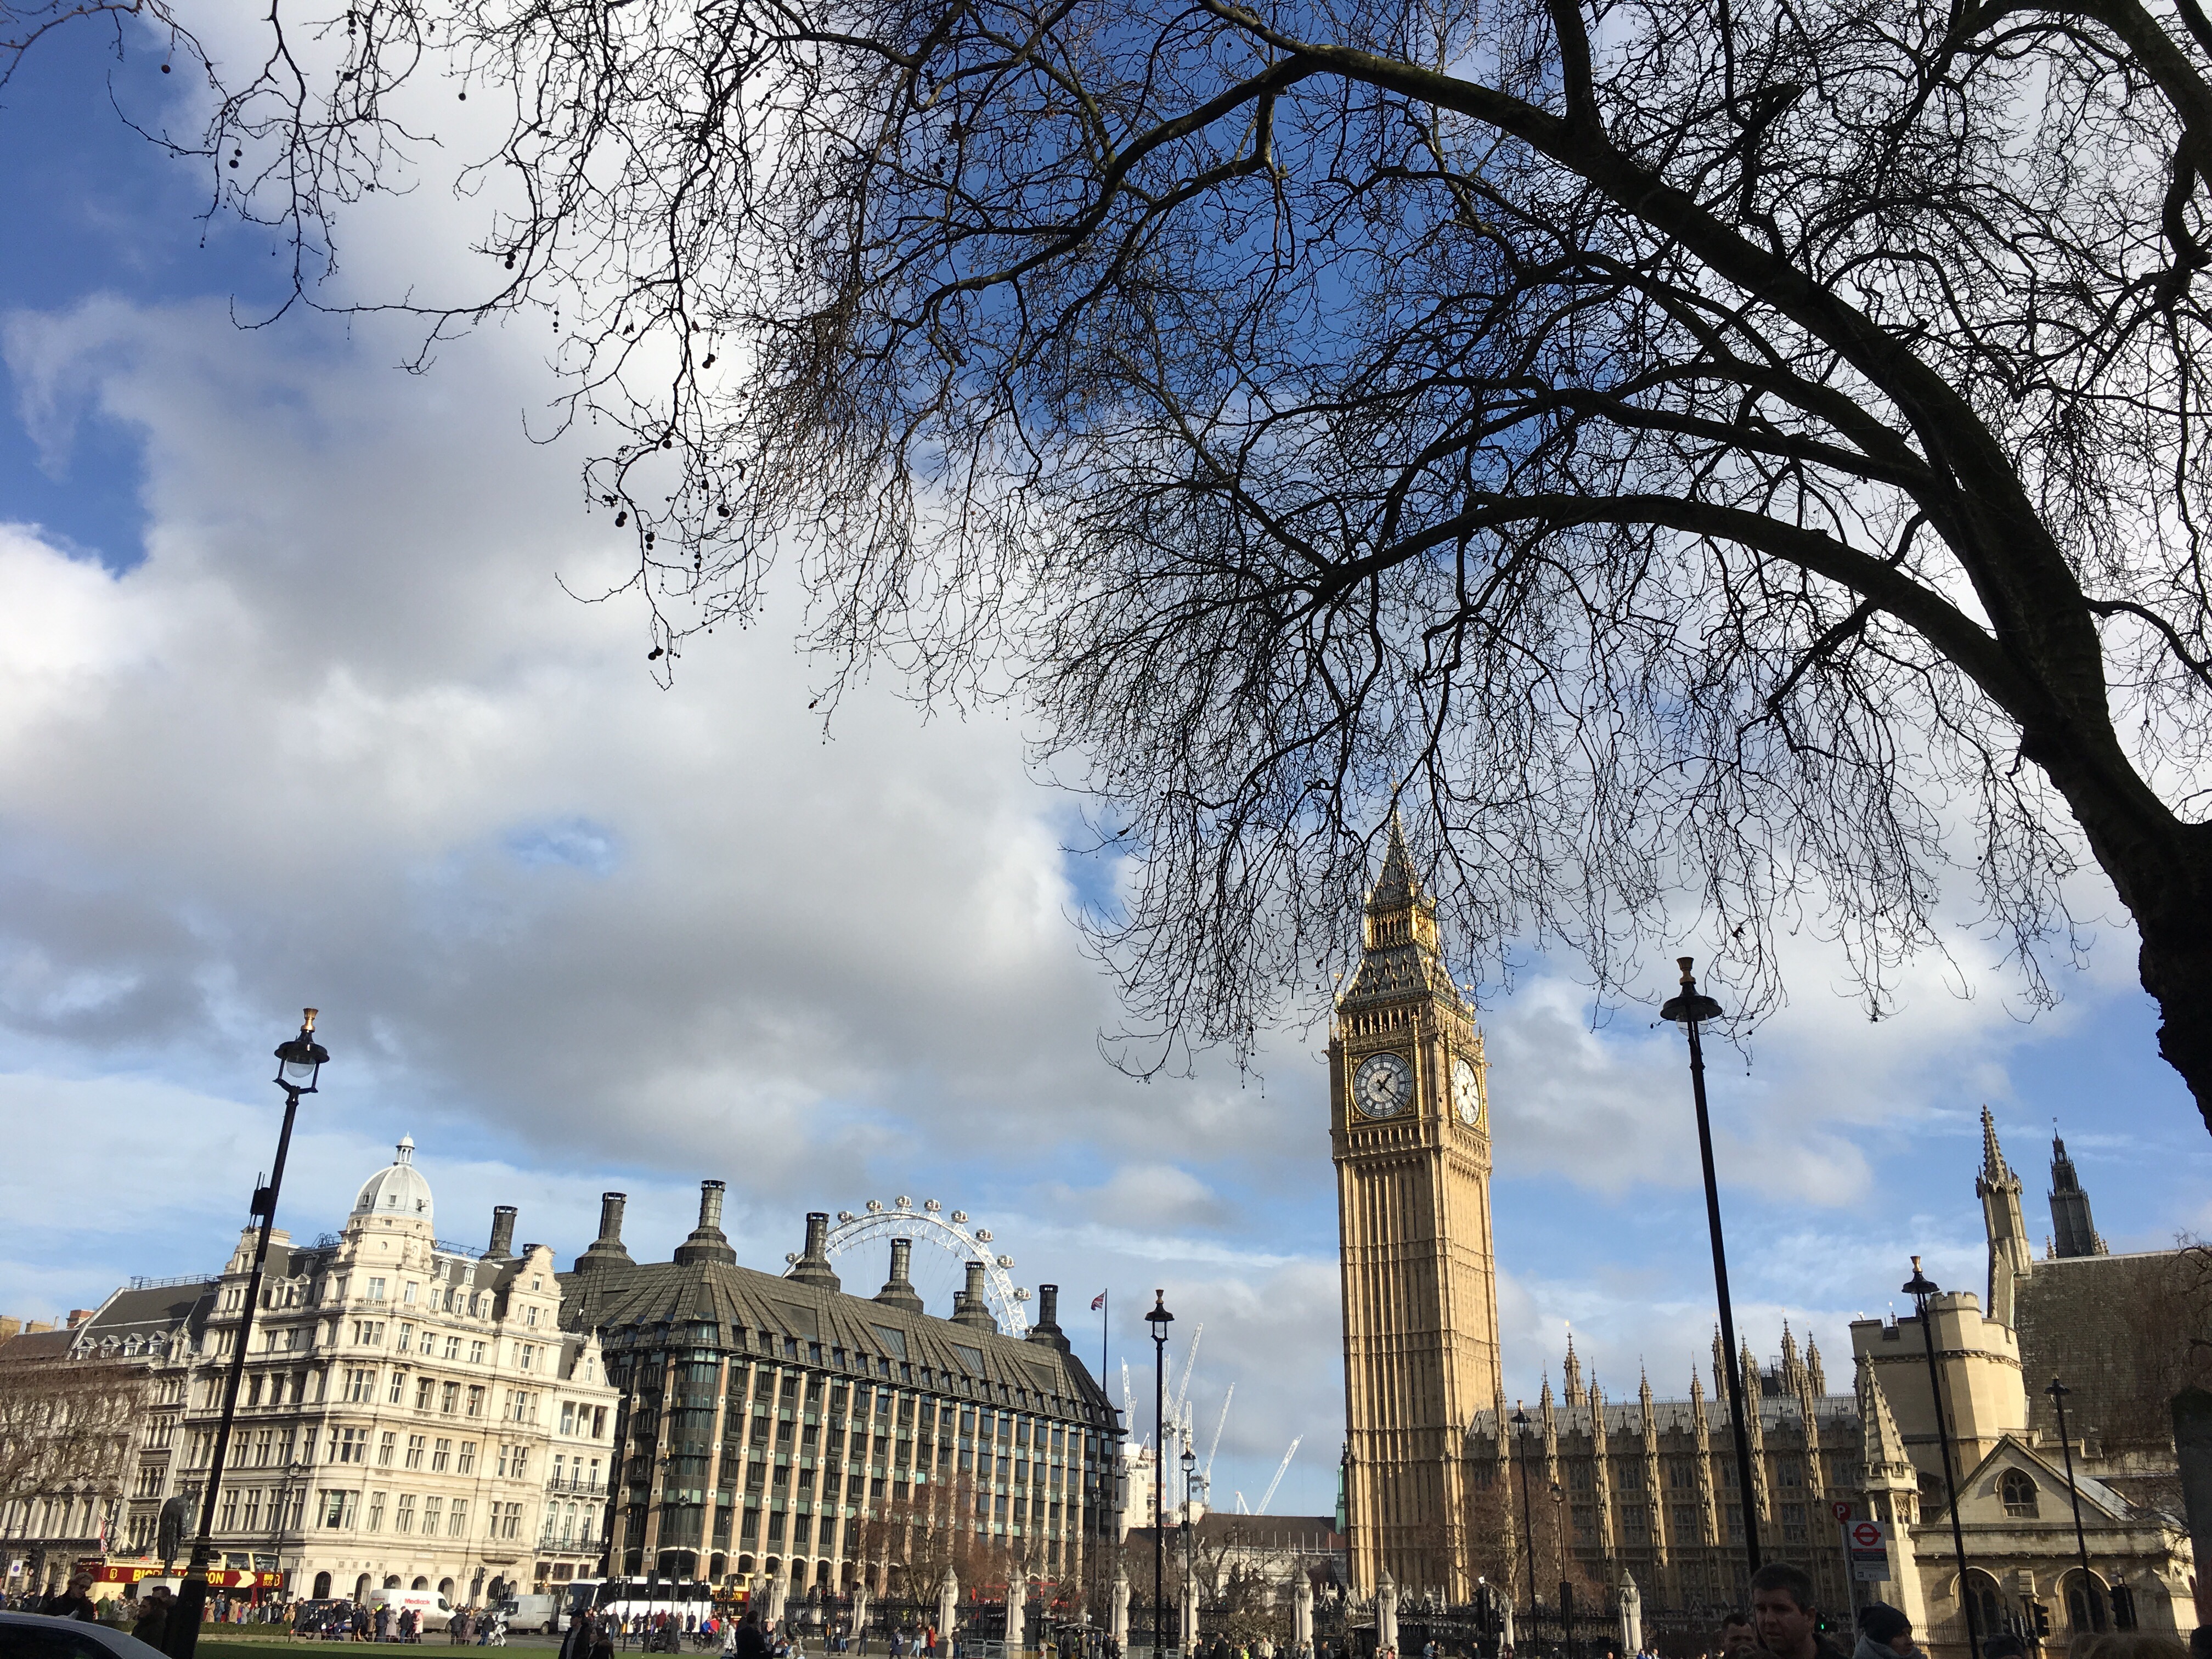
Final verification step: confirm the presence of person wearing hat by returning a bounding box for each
[1853,1605,1916,1659]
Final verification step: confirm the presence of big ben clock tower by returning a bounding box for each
[1331,818,1502,1598]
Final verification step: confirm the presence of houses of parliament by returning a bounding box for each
[1330,824,2197,1648]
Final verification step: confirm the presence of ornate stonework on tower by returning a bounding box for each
[1330,819,1502,1597]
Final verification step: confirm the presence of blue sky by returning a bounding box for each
[0,15,2202,1523]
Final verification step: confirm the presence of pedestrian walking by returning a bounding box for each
[1853,1605,1917,1659]
[41,1573,98,1622]
[132,1586,174,1648]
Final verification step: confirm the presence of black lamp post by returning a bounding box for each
[1549,1485,1570,1659]
[1509,1409,1537,1617]
[1903,1257,1981,1659]
[1145,1292,1174,1659]
[1659,957,1763,1577]
[2045,1378,2103,1633]
[1180,1442,1197,1656]
[167,1011,328,1659]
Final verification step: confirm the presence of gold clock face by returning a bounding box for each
[1452,1056,1482,1125]
[1353,1051,1414,1119]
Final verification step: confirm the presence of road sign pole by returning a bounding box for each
[1832,1503,1858,1617]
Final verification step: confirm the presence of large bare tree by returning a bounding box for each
[15,0,2212,1116]
[0,1350,148,1526]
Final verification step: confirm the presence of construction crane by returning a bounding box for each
[1255,1436,1302,1515]
[1203,1384,1234,1482]
[1167,1324,1204,1432]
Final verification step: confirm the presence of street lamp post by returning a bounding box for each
[1903,1258,1982,1659]
[1509,1409,1537,1619]
[166,1011,328,1659]
[1659,957,1763,1577]
[1145,1293,1175,1659]
[1180,1443,1197,1657]
[1550,1486,1570,1659]
[2045,1379,2103,1633]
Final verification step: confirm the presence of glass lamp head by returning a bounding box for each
[273,1008,330,1093]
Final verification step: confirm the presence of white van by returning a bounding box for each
[502,1594,559,1633]
[366,1587,455,1630]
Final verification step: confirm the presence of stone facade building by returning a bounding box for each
[1468,1329,1865,1617]
[1454,1125,2196,1655]
[0,1138,623,1606]
[557,1184,1121,1600]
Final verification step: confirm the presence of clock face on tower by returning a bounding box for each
[1452,1056,1482,1125]
[1353,1051,1414,1119]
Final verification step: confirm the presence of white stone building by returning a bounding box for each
[4,1138,622,1607]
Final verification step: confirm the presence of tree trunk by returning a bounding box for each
[2136,859,2212,1136]
[2021,727,2212,1132]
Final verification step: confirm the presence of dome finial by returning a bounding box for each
[396,1135,416,1165]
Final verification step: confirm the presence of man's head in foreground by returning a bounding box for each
[1749,1565,1821,1659]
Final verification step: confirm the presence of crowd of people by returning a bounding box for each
[1469,1564,2202,1659]
[5,1559,2203,1659]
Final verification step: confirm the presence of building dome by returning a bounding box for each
[352,1135,433,1228]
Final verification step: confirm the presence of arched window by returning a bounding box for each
[411,1577,430,1591]
[2001,1470,2039,1516]
[1966,1571,2006,1641]
[385,1575,403,1590]
[2064,1570,2111,1633]
[313,1572,332,1599]
[355,1574,371,1602]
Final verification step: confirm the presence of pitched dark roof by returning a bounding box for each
[561,1256,1111,1414]
[0,1329,79,1361]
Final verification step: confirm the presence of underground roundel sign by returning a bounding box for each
[1852,1521,1887,1550]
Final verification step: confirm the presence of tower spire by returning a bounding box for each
[1980,1103,2010,1181]
[2048,1125,2109,1258]
[1368,811,1422,911]
[1976,1105,2033,1324]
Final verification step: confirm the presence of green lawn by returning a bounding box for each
[188,1640,560,1658]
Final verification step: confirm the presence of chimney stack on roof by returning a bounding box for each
[1028,1283,1069,1352]
[573,1192,635,1274]
[952,1259,998,1332]
[674,1180,739,1267]
[786,1211,841,1291]
[875,1238,924,1316]
[486,1205,518,1261]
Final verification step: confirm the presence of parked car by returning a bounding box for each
[0,1611,173,1659]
